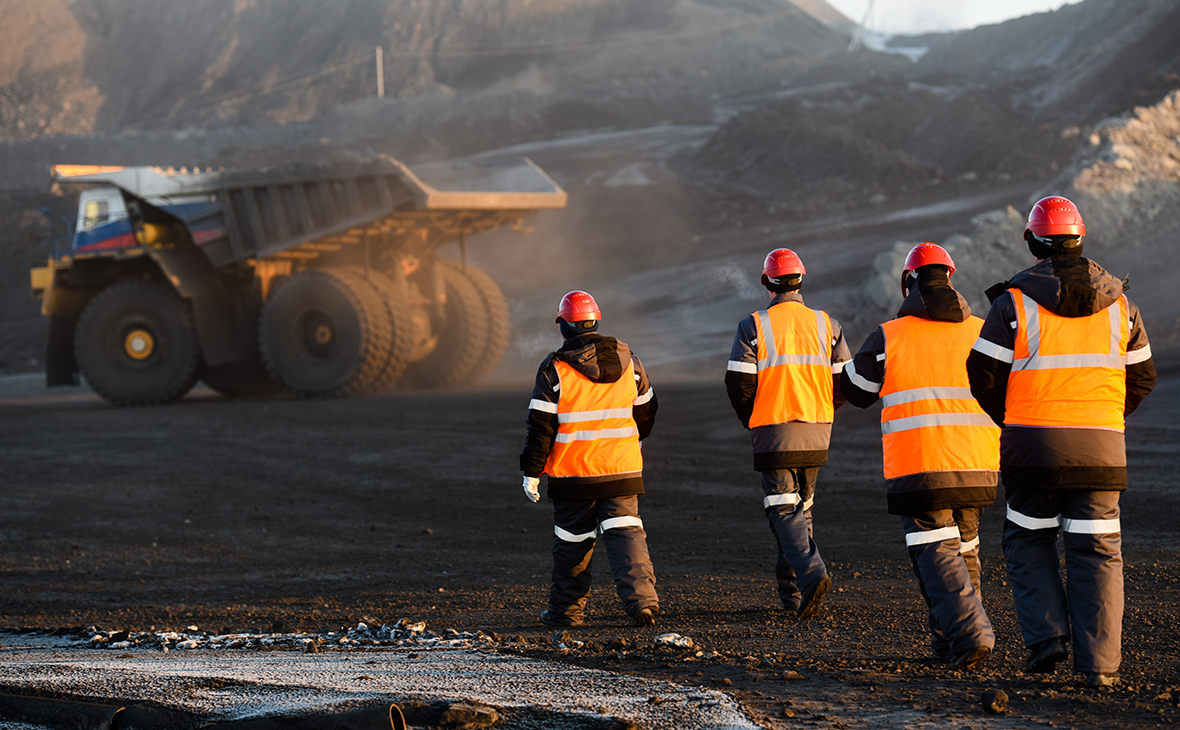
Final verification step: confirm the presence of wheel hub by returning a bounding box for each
[298,311,336,358]
[123,329,155,360]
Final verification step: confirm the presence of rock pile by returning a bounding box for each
[854,89,1180,328]
[1048,90,1180,248]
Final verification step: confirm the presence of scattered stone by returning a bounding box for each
[439,701,499,728]
[304,640,319,654]
[422,528,434,535]
[654,633,693,649]
[109,630,129,643]
[982,688,1009,714]
[551,630,571,645]
[609,637,632,650]
[718,678,733,686]
[783,670,804,680]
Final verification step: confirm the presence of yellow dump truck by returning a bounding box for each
[31,157,566,405]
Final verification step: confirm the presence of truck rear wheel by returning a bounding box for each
[401,262,490,389]
[452,262,510,383]
[258,268,388,397]
[75,280,202,406]
[346,268,415,391]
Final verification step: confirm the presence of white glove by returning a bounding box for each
[523,476,540,503]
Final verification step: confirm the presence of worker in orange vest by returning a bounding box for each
[726,249,850,619]
[520,290,660,628]
[968,196,1156,687]
[841,243,999,672]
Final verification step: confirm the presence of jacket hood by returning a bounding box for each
[1009,257,1124,317]
[552,333,631,383]
[897,273,971,322]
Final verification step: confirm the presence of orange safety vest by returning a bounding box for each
[1005,289,1129,432]
[749,302,834,429]
[879,316,999,480]
[544,360,643,479]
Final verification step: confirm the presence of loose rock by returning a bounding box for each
[982,688,1008,714]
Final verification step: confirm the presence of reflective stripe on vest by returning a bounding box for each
[749,302,834,428]
[544,360,643,479]
[879,316,999,481]
[1005,289,1128,432]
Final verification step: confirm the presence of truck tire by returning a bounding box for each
[200,354,283,398]
[258,268,388,397]
[74,280,202,406]
[344,268,414,391]
[402,262,490,389]
[449,262,510,383]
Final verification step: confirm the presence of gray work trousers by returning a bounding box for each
[547,495,658,621]
[1003,488,1123,673]
[762,468,827,610]
[902,507,995,659]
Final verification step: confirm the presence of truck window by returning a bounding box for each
[82,199,110,230]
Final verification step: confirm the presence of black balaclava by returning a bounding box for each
[1026,231,1084,259]
[762,273,802,294]
[560,319,599,340]
[907,265,966,321]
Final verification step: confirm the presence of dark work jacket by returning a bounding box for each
[840,276,999,515]
[724,291,851,470]
[520,333,658,500]
[966,256,1156,491]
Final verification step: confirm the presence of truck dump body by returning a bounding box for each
[51,156,567,267]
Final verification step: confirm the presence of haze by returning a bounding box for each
[827,0,1078,33]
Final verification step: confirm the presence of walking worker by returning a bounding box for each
[725,248,850,619]
[968,196,1156,687]
[520,290,660,628]
[840,243,999,671]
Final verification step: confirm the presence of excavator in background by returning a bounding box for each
[29,157,567,405]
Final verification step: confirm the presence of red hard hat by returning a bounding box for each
[903,243,956,277]
[762,248,806,279]
[1025,196,1086,238]
[901,243,955,296]
[556,290,602,323]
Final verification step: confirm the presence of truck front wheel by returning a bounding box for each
[74,280,202,406]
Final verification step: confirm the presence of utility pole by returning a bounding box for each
[376,46,385,98]
[848,0,875,52]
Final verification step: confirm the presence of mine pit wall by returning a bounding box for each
[853,90,1180,366]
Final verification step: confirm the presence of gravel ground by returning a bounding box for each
[0,373,1177,728]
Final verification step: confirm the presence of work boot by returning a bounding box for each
[797,576,831,620]
[1023,636,1069,674]
[948,645,991,672]
[540,610,583,627]
[1086,672,1120,688]
[634,607,657,627]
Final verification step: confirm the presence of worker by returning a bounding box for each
[520,290,660,628]
[968,196,1156,687]
[840,243,999,671]
[725,249,850,619]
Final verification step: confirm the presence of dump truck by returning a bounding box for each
[29,156,567,406]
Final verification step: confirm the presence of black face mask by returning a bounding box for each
[560,320,599,340]
[1026,232,1083,259]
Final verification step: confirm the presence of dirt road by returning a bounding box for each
[1,369,1177,728]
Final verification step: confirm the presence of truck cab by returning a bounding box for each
[72,188,137,255]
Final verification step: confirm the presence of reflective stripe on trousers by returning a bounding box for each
[554,515,644,543]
